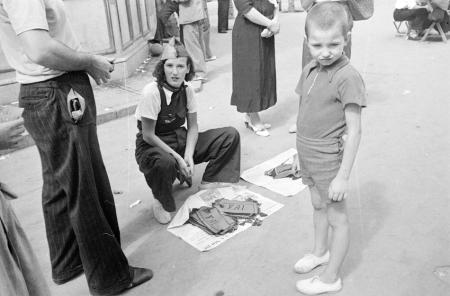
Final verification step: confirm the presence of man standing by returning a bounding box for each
[0,0,152,295]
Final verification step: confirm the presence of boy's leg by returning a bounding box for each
[193,127,241,183]
[321,199,349,283]
[309,186,329,256]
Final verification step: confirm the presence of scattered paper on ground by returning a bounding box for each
[167,187,283,252]
[241,148,307,196]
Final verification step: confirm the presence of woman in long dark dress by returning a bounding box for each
[231,0,280,137]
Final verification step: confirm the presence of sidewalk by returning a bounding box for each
[1,1,450,296]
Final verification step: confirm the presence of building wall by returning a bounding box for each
[0,0,157,83]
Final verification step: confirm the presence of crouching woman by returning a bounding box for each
[135,39,241,224]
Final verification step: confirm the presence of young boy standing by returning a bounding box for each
[292,2,366,295]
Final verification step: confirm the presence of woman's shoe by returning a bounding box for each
[245,121,270,137]
[152,199,172,224]
[244,115,271,130]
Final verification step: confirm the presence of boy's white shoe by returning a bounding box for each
[152,199,172,224]
[296,276,342,295]
[294,251,330,274]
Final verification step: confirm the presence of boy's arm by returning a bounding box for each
[141,117,191,178]
[328,104,362,201]
[184,112,199,176]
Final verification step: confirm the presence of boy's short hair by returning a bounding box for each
[305,2,351,38]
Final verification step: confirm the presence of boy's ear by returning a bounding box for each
[345,31,351,42]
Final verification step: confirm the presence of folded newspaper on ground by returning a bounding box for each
[167,187,283,251]
[241,148,307,196]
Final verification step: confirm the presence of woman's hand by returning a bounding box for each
[176,156,191,178]
[291,153,300,175]
[328,176,348,202]
[183,155,195,177]
[268,19,280,35]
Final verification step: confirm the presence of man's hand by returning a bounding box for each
[86,55,115,85]
[328,176,348,202]
[0,119,25,150]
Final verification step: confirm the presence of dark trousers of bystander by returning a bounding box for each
[393,8,432,31]
[18,72,132,296]
[218,0,230,31]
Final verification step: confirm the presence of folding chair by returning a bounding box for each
[420,22,448,42]
[393,20,411,34]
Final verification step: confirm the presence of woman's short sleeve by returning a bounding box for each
[186,85,198,113]
[137,82,161,120]
[234,0,253,15]
[337,68,367,108]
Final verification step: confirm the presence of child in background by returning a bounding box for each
[135,39,241,224]
[292,2,366,294]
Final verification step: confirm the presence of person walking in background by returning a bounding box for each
[0,0,152,295]
[178,0,208,92]
[231,0,280,137]
[0,119,50,296]
[201,0,217,61]
[218,0,231,32]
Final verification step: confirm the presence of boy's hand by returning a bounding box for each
[0,119,25,150]
[328,176,348,202]
[291,154,300,175]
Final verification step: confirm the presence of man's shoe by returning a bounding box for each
[294,251,330,274]
[296,276,342,295]
[126,266,153,290]
[152,199,172,224]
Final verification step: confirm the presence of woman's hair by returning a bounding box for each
[152,56,196,84]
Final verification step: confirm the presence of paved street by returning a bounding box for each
[1,1,450,295]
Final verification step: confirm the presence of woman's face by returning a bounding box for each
[164,57,189,87]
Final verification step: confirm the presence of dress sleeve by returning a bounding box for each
[186,86,198,113]
[337,68,367,108]
[233,0,253,15]
[138,83,161,120]
[3,0,49,35]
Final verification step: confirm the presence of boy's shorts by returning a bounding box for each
[297,135,344,201]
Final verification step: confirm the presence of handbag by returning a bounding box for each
[346,0,374,21]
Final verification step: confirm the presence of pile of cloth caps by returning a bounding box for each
[264,156,302,180]
[188,198,266,236]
